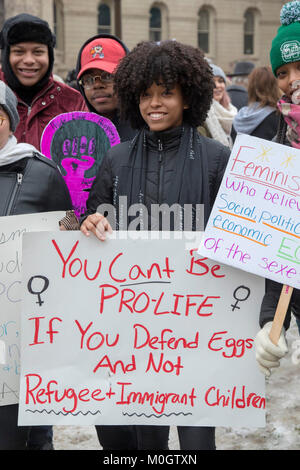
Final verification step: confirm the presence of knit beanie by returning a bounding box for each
[270,1,300,75]
[210,64,227,83]
[0,80,19,131]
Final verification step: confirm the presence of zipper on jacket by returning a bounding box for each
[19,82,54,116]
[157,139,164,203]
[6,173,23,215]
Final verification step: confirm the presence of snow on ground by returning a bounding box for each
[53,318,300,450]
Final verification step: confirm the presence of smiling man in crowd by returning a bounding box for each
[0,13,87,151]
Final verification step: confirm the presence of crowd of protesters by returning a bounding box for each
[1,0,300,451]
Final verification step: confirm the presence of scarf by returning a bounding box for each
[112,124,211,230]
[277,95,300,148]
[205,100,237,148]
[0,135,40,166]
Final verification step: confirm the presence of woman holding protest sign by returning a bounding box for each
[255,1,300,377]
[80,40,230,450]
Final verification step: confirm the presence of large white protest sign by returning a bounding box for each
[19,231,265,427]
[198,134,300,288]
[0,212,65,406]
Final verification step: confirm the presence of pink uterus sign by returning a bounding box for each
[40,112,120,217]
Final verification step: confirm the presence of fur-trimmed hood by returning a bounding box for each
[0,14,55,92]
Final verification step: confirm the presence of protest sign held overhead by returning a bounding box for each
[198,134,300,290]
[40,112,120,218]
[19,231,265,427]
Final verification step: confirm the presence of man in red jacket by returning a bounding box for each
[0,13,87,151]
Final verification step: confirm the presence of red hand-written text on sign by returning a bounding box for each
[116,381,197,414]
[28,317,63,346]
[109,252,174,283]
[208,331,253,358]
[25,373,106,414]
[98,285,220,317]
[132,324,199,350]
[186,249,225,278]
[75,320,119,350]
[145,352,184,376]
[51,239,175,283]
[93,354,136,374]
[92,352,184,376]
[204,385,265,409]
[24,374,198,415]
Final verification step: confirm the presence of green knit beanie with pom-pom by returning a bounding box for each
[270,1,300,75]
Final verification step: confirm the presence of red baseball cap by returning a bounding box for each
[77,38,126,78]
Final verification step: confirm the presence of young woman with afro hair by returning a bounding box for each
[80,40,231,450]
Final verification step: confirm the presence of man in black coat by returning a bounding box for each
[226,61,255,110]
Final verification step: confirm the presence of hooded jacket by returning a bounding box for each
[0,14,87,150]
[231,102,278,142]
[75,34,136,142]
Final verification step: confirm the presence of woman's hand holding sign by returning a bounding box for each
[80,212,113,241]
[255,322,288,377]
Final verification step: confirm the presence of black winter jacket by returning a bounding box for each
[84,126,230,229]
[0,154,72,217]
[260,279,300,330]
[226,85,248,110]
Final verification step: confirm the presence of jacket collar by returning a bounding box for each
[13,76,55,107]
[145,125,183,150]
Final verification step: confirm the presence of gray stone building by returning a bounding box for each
[1,0,286,79]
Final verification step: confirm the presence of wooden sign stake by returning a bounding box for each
[269,284,293,345]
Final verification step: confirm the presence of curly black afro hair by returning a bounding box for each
[114,40,214,129]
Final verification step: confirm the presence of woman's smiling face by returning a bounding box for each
[139,82,187,132]
[276,61,300,99]
[213,76,226,103]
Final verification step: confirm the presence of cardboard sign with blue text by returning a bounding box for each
[198,134,300,288]
[0,212,65,406]
[18,231,265,427]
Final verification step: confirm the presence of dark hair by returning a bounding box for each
[114,40,214,129]
[247,66,282,108]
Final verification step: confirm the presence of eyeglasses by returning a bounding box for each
[0,116,7,126]
[79,72,114,88]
